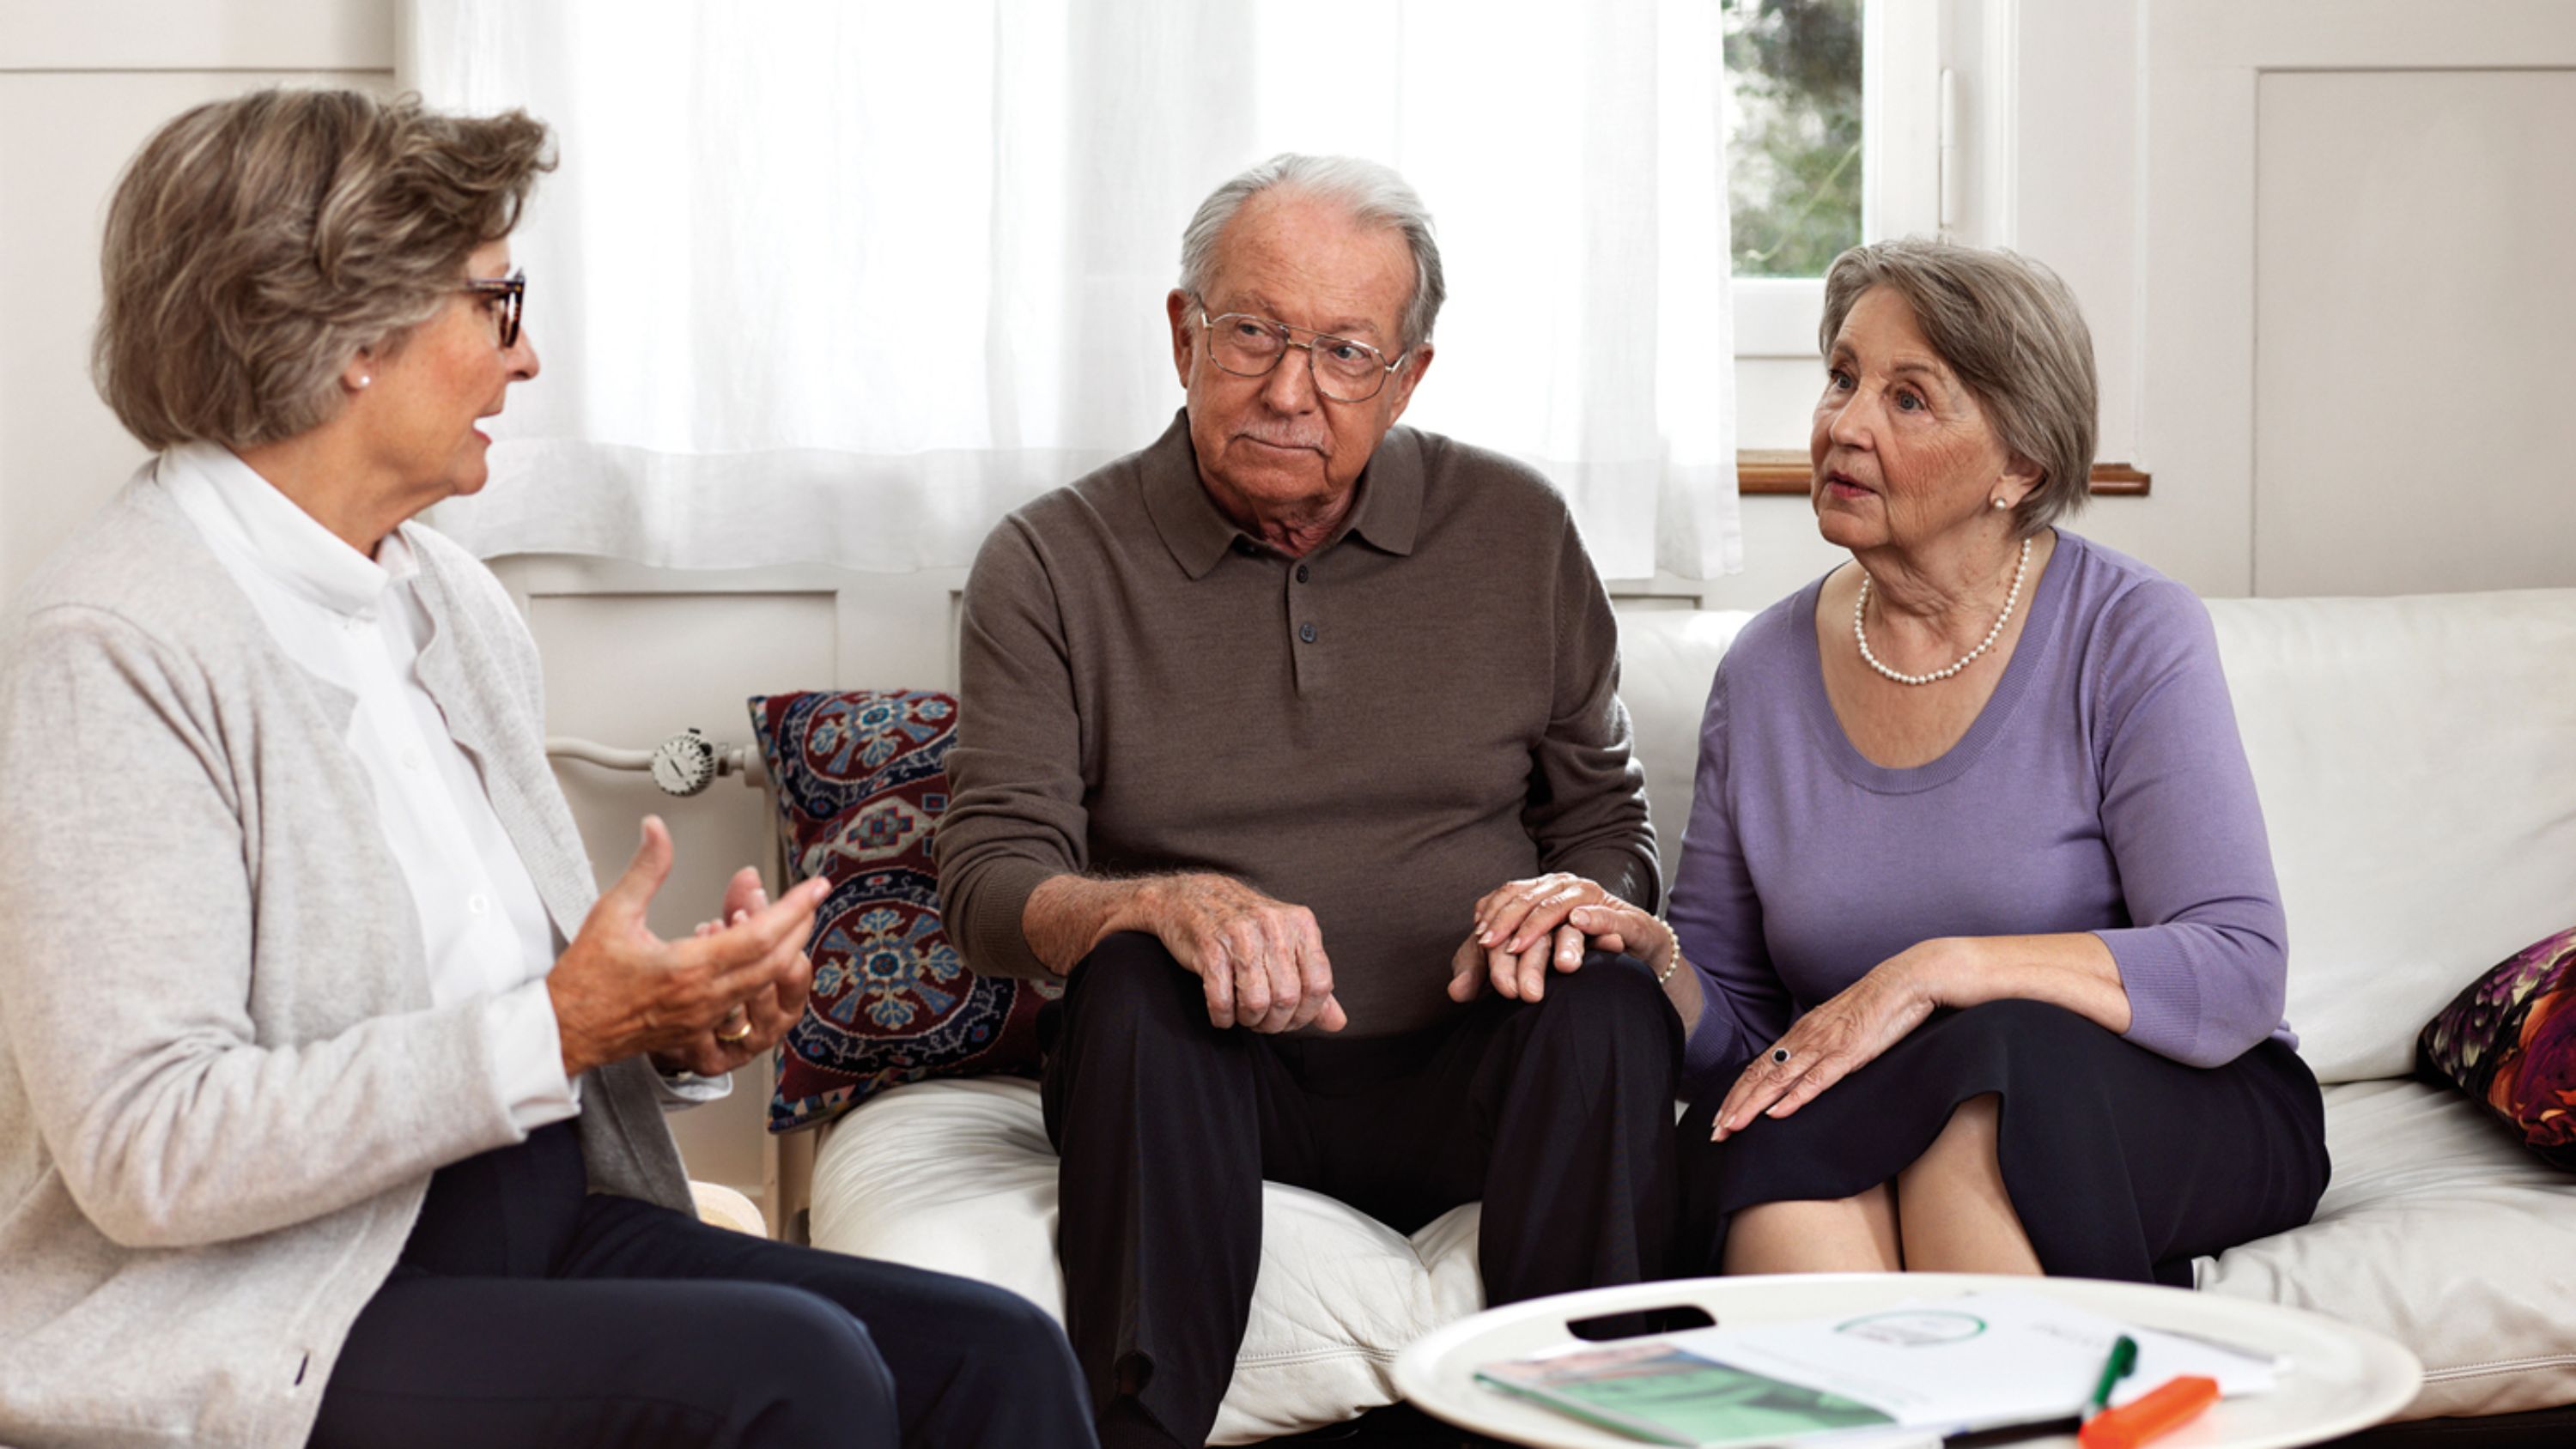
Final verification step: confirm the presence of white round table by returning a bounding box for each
[1394,1274,2421,1449]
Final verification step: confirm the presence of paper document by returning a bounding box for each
[1475,1290,2276,1447]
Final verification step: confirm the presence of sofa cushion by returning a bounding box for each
[746,690,1057,1132]
[806,1076,1486,1444]
[1615,606,1755,888]
[2202,590,2576,1084]
[2197,1077,2576,1420]
[2417,925,2576,1169]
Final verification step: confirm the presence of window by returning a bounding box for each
[1728,0,1862,279]
[1729,0,1941,364]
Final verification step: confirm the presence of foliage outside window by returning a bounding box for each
[1724,0,1862,279]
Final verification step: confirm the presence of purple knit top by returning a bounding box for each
[1668,530,2297,1100]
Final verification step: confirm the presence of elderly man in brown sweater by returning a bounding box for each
[936,154,1698,1449]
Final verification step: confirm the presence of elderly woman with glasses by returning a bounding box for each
[0,89,1091,1449]
[1500,239,2329,1285]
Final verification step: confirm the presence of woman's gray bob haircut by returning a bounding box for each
[1820,239,2099,536]
[94,88,552,451]
[1178,154,1446,351]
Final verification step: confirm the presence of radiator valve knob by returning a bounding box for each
[650,727,718,797]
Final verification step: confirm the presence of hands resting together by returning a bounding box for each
[1132,869,1988,1151]
[1135,870,1682,1035]
[547,815,831,1080]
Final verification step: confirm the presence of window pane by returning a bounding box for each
[1723,0,1862,279]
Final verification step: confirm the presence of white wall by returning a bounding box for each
[7,0,2573,1212]
[0,0,398,587]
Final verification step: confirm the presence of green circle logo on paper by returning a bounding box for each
[1832,1310,1989,1347]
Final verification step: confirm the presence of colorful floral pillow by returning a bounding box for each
[746,689,1057,1133]
[2417,925,2576,1169]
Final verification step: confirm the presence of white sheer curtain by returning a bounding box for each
[404,0,1739,580]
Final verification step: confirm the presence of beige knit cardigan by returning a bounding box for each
[0,468,693,1448]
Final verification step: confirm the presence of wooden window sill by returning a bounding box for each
[1736,451,2148,496]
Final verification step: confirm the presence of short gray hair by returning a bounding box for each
[94,88,553,451]
[1178,153,1446,352]
[1820,239,2099,536]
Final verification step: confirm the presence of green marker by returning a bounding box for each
[2084,1334,2139,1422]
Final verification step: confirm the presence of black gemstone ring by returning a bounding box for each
[1770,1046,1793,1065]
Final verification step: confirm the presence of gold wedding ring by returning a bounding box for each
[715,1009,754,1045]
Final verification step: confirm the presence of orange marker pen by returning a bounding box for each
[2076,1374,2221,1449]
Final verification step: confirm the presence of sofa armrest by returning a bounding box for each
[690,1179,769,1237]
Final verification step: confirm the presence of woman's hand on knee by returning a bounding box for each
[550,817,830,1077]
[1711,951,1941,1141]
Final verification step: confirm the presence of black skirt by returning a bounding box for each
[1677,999,2330,1286]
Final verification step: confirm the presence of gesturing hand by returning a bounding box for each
[1148,874,1346,1034]
[1448,873,1623,1003]
[1709,949,1938,1142]
[653,867,819,1078]
[549,817,831,1078]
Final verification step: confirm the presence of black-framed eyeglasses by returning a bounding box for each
[1192,296,1412,403]
[463,268,527,349]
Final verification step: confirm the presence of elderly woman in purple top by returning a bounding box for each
[1492,239,2327,1283]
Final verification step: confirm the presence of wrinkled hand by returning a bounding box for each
[1564,899,1680,978]
[651,867,819,1077]
[1710,948,1940,1141]
[1448,873,1621,1003]
[1149,874,1346,1034]
[550,817,830,1078]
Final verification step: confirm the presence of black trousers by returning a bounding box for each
[1679,999,2331,1286]
[310,1119,1097,1449]
[1042,933,1683,1449]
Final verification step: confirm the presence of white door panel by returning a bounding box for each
[2143,0,2576,597]
[2254,69,2576,597]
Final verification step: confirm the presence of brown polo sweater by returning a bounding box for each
[935,409,1659,1038]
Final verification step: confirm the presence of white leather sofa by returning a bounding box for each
[794,585,2576,1440]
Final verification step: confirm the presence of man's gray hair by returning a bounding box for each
[1178,153,1446,351]
[1820,239,2099,536]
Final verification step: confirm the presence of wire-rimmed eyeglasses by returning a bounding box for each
[1192,298,1412,403]
[463,269,527,349]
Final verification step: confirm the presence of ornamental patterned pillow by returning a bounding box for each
[2417,924,2576,1170]
[746,689,1058,1133]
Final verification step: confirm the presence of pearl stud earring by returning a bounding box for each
[356,375,371,389]
[1991,495,2008,510]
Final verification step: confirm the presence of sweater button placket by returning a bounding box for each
[1287,559,1320,694]
[1288,559,1316,645]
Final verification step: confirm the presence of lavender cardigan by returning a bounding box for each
[1669,531,2297,1100]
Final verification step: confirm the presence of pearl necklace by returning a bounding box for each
[1854,536,2032,686]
